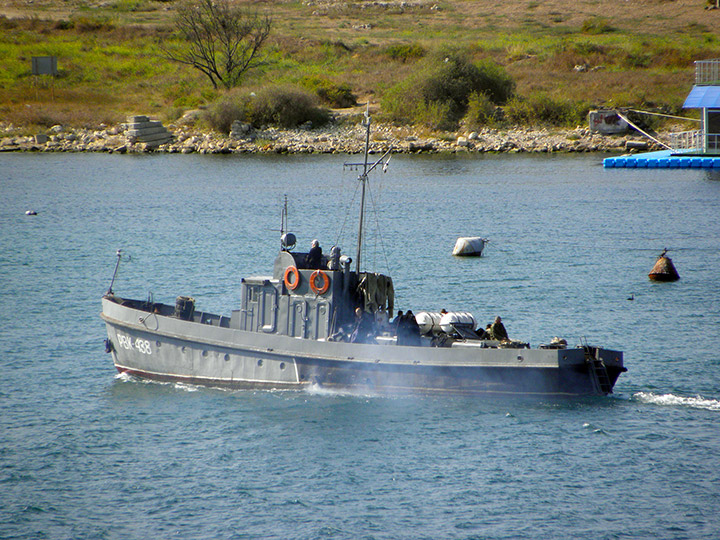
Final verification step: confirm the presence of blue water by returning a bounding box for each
[1,152,720,539]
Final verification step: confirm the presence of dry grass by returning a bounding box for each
[1,0,718,130]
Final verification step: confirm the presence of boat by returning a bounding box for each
[101,112,625,397]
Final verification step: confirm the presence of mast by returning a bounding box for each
[355,110,371,277]
[344,106,391,278]
[280,194,287,247]
[106,249,123,295]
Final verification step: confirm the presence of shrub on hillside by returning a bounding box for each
[202,86,331,132]
[381,52,515,129]
[300,76,356,108]
[463,92,498,129]
[385,43,426,62]
[202,98,248,133]
[73,16,115,32]
[248,86,331,128]
[504,94,588,126]
[415,101,456,131]
[580,18,615,34]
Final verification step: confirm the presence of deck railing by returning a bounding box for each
[695,59,720,85]
[671,130,702,151]
[670,130,720,153]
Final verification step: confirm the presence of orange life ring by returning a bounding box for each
[284,266,300,290]
[309,270,330,295]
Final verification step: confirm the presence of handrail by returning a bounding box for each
[670,129,720,153]
[695,59,720,86]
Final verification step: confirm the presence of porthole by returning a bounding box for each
[202,350,208,357]
[257,359,264,367]
[279,362,286,370]
[155,341,161,347]
[224,354,230,362]
[181,346,186,353]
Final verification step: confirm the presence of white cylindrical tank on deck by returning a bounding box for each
[415,311,442,335]
[439,311,476,333]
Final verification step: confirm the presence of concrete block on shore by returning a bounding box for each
[124,115,172,147]
[588,110,628,134]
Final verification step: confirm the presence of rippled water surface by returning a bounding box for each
[1,152,719,539]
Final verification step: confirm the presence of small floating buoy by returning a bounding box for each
[452,237,488,257]
[25,210,37,216]
[649,249,680,282]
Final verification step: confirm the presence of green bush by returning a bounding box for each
[463,92,497,129]
[414,101,455,131]
[300,76,356,108]
[505,94,587,126]
[580,18,615,34]
[202,98,248,133]
[385,43,426,62]
[72,16,115,32]
[248,86,331,128]
[381,52,515,129]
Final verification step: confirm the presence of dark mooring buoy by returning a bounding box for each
[649,249,680,282]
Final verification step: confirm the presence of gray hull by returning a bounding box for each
[101,297,624,397]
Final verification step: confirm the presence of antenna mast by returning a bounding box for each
[355,109,371,277]
[107,249,123,295]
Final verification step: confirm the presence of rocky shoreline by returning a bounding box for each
[0,120,659,155]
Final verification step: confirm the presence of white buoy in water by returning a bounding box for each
[452,236,487,256]
[25,210,38,216]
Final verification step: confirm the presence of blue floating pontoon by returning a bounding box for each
[603,150,720,169]
[603,59,720,170]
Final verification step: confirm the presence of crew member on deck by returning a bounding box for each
[327,245,341,270]
[490,316,508,341]
[305,239,323,269]
[351,307,375,344]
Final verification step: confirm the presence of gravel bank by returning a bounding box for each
[0,121,660,155]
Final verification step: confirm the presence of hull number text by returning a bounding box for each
[117,334,152,355]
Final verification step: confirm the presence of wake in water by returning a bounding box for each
[633,391,720,411]
[303,382,383,400]
[114,372,200,392]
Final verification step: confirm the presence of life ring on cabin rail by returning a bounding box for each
[309,270,330,295]
[283,266,300,290]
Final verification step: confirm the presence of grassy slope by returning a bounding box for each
[1,0,719,132]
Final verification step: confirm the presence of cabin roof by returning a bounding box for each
[683,85,720,109]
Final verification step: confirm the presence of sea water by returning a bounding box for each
[1,152,719,539]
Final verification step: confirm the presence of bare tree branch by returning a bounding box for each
[160,0,271,90]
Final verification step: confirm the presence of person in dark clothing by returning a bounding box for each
[490,316,508,341]
[476,324,490,339]
[305,239,323,269]
[404,310,421,346]
[350,307,375,344]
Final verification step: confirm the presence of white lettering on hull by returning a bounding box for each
[117,333,152,355]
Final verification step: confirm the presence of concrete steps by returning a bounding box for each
[124,115,173,147]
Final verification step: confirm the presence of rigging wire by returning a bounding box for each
[616,111,671,150]
[625,109,700,122]
[365,176,392,277]
[334,168,362,253]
